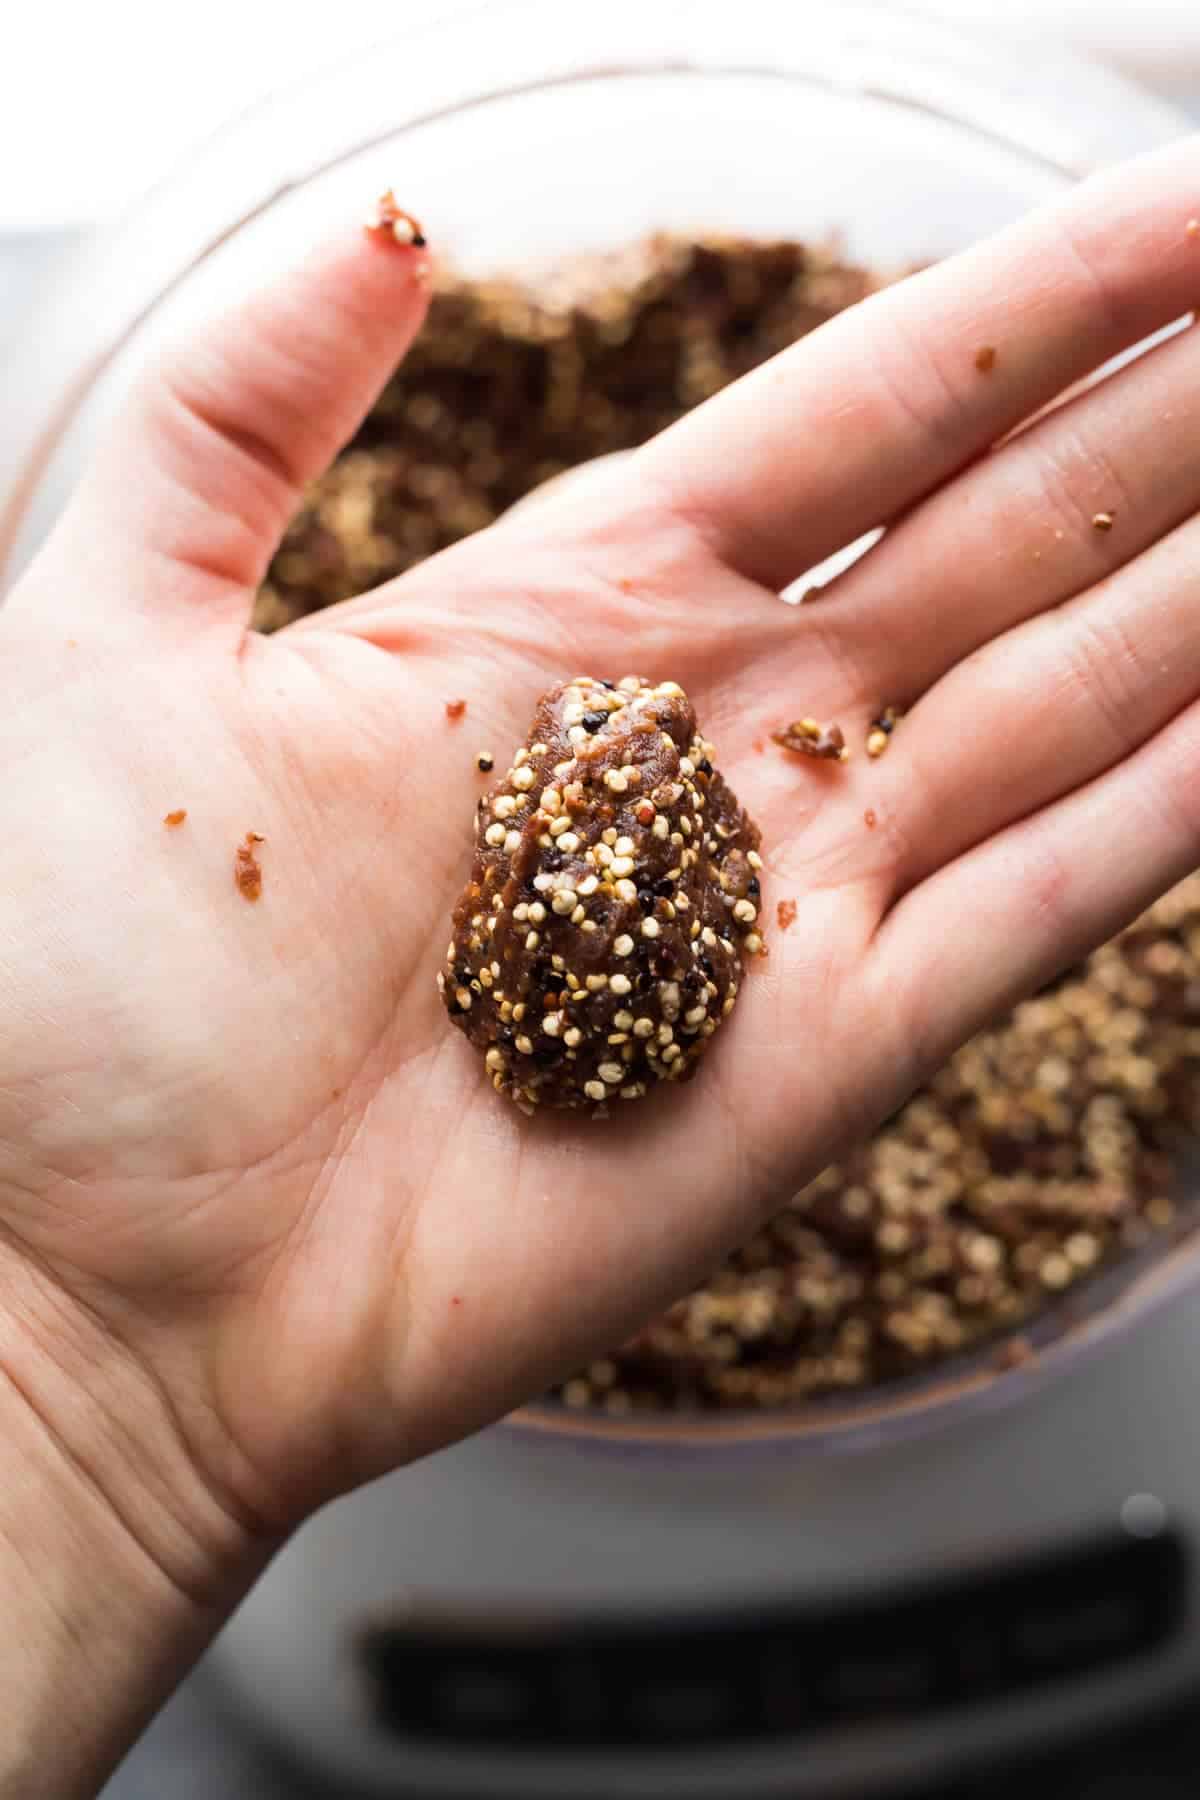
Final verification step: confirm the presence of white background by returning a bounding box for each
[1,0,1199,231]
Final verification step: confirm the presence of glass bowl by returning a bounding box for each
[0,0,1192,1460]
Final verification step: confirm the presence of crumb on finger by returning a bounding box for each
[771,717,848,762]
[235,833,264,902]
[866,705,902,758]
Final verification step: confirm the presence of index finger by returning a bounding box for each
[636,135,1200,591]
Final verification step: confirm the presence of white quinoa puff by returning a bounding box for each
[441,676,764,1115]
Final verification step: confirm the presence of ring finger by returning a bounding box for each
[871,507,1200,898]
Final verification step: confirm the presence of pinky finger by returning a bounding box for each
[867,705,1200,1087]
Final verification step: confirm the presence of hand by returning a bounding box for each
[4,136,1200,1701]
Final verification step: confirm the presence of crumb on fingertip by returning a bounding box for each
[1092,511,1114,532]
[974,344,996,373]
[445,698,467,722]
[164,809,187,828]
[365,189,427,249]
[1187,218,1199,239]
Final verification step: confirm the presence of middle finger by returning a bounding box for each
[795,312,1200,712]
[872,504,1200,899]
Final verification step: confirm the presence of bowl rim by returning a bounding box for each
[0,0,1184,579]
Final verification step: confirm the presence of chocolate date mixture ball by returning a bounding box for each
[440,676,763,1113]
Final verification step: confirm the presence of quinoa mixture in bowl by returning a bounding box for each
[257,236,1200,1418]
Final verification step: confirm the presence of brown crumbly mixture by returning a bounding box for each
[258,233,1200,1411]
[441,677,762,1113]
[253,236,880,632]
[559,877,1200,1413]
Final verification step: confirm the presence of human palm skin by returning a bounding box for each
[4,140,1200,1615]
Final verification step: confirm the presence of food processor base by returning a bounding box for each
[209,1282,1200,1798]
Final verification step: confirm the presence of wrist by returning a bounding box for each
[0,1241,270,1797]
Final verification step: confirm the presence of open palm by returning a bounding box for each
[5,139,1200,1552]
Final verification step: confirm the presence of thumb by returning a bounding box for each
[24,192,432,633]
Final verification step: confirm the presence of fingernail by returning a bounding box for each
[364,188,428,250]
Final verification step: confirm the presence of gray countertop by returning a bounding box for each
[103,1669,308,1800]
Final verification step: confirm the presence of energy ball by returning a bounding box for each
[440,676,763,1114]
